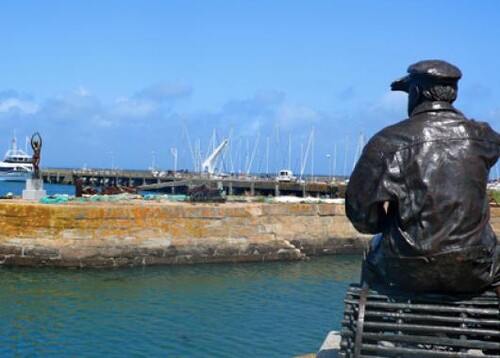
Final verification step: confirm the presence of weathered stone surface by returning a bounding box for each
[23,246,60,258]
[0,245,23,255]
[0,200,497,267]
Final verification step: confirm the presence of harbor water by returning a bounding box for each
[0,181,74,197]
[0,256,361,357]
[0,181,152,198]
[0,181,362,356]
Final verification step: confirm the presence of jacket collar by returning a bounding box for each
[410,101,462,117]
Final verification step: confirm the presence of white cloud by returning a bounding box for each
[276,103,321,129]
[110,97,161,120]
[373,91,406,115]
[253,89,285,105]
[247,118,263,135]
[91,114,114,128]
[136,79,193,102]
[76,86,92,97]
[37,85,169,127]
[0,97,38,114]
[40,88,101,123]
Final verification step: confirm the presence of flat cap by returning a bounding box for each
[391,59,462,92]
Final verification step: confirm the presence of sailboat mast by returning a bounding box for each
[311,127,314,181]
[195,138,202,173]
[266,136,270,175]
[352,130,366,171]
[275,124,280,174]
[170,147,178,174]
[288,133,291,170]
[333,142,337,179]
[299,127,314,180]
[246,133,260,175]
[181,120,196,172]
[343,134,349,178]
[237,137,242,174]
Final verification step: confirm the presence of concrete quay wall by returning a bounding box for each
[1,201,499,268]
[0,201,369,268]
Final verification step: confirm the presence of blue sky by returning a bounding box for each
[0,1,499,176]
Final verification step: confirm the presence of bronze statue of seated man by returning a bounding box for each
[345,60,500,298]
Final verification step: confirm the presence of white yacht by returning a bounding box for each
[0,136,33,181]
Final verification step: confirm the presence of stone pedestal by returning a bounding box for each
[22,178,47,200]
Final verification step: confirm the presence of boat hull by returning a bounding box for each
[0,171,32,182]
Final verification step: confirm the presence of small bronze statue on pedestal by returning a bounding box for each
[22,132,46,200]
[30,132,42,180]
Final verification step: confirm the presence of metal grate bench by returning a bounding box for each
[339,284,500,357]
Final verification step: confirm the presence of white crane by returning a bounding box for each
[201,139,229,175]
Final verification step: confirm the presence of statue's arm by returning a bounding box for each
[345,142,391,234]
[346,193,387,234]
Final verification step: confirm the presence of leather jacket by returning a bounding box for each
[346,101,500,262]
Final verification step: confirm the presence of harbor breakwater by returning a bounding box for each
[0,200,499,267]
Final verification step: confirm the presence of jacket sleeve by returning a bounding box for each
[345,136,393,234]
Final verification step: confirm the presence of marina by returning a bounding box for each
[41,168,347,198]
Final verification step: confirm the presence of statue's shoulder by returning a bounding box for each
[367,118,413,151]
[467,118,500,143]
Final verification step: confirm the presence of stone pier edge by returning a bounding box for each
[0,201,499,268]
